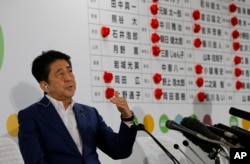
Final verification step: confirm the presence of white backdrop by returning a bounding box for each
[0,0,250,164]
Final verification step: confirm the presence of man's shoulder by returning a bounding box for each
[18,97,47,114]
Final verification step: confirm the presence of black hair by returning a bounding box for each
[31,50,72,83]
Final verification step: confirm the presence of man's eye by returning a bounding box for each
[57,72,64,77]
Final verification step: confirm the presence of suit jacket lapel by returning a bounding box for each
[73,104,88,152]
[37,96,80,154]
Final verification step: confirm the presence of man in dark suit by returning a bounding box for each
[18,50,137,164]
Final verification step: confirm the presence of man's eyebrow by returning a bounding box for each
[55,65,72,73]
[66,65,72,69]
[55,68,63,74]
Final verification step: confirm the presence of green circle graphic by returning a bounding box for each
[0,25,4,69]
[159,114,169,133]
[229,116,238,127]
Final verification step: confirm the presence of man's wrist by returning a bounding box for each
[121,111,134,122]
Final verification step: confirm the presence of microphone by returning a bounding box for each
[166,119,228,160]
[214,123,250,148]
[232,125,250,134]
[180,117,237,150]
[206,125,241,148]
[182,140,206,164]
[166,120,208,140]
[137,123,180,164]
[173,144,195,164]
[229,107,250,121]
[206,125,238,139]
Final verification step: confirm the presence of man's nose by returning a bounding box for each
[64,72,74,81]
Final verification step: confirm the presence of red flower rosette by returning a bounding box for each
[151,32,160,43]
[232,41,240,51]
[150,18,159,29]
[105,87,115,99]
[229,3,237,13]
[195,64,203,74]
[193,23,201,33]
[154,88,163,100]
[192,10,201,21]
[197,91,206,102]
[196,77,204,88]
[152,45,161,56]
[150,4,159,15]
[194,37,202,48]
[101,26,110,38]
[103,71,113,83]
[234,67,242,77]
[232,29,240,39]
[153,73,162,84]
[235,80,243,90]
[231,16,238,26]
[234,55,241,65]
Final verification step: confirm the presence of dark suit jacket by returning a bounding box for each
[18,96,137,164]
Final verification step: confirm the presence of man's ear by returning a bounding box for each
[39,81,49,93]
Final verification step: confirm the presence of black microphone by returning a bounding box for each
[180,117,236,150]
[214,123,250,148]
[137,123,180,164]
[182,140,206,164]
[206,125,241,148]
[173,144,195,164]
[229,107,250,121]
[232,125,250,134]
[166,120,227,160]
[206,125,238,139]
[166,120,208,140]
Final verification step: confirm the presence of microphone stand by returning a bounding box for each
[137,123,180,164]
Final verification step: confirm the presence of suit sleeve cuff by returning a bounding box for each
[123,121,134,128]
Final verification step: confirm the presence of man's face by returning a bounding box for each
[45,59,76,101]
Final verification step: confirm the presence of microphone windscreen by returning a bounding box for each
[180,117,224,153]
[181,117,221,141]
[178,118,220,153]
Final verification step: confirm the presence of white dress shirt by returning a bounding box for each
[46,95,83,154]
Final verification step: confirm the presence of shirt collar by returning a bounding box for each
[45,95,75,111]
